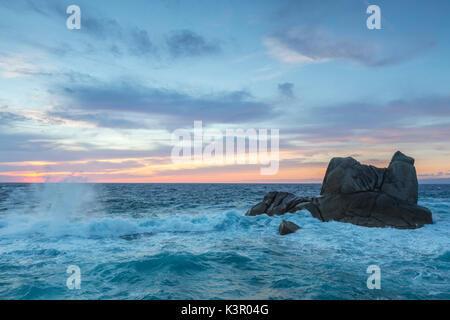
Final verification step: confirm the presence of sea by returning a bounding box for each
[0,183,448,299]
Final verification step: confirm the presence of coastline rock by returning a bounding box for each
[120,232,154,241]
[381,151,418,204]
[246,192,311,216]
[278,220,301,235]
[320,157,385,195]
[245,151,433,229]
[309,192,432,229]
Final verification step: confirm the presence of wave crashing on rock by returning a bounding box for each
[246,151,433,229]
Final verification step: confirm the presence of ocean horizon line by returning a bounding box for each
[1,181,450,185]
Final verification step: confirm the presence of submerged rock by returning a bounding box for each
[120,232,153,241]
[278,219,301,235]
[246,151,433,229]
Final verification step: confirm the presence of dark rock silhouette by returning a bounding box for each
[381,151,418,204]
[120,232,154,241]
[278,219,301,235]
[320,157,385,195]
[246,192,311,216]
[246,151,432,229]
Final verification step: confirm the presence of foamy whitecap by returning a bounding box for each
[0,183,448,299]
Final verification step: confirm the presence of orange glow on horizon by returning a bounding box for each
[1,150,448,183]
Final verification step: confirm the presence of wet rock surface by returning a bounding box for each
[278,219,301,235]
[246,151,433,229]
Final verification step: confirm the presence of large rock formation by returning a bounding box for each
[278,219,301,235]
[246,151,433,229]
[246,192,312,216]
[381,151,418,204]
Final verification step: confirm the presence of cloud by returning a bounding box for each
[313,96,450,129]
[0,56,46,78]
[81,16,123,39]
[129,28,157,56]
[265,27,434,67]
[0,111,28,124]
[81,18,156,56]
[283,95,450,144]
[278,82,294,98]
[1,1,225,61]
[166,29,221,58]
[47,111,150,129]
[0,132,60,161]
[0,160,145,174]
[0,128,172,163]
[0,0,65,16]
[0,0,157,58]
[54,81,273,126]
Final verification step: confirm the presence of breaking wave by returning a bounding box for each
[0,183,448,299]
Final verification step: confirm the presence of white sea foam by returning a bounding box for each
[0,183,448,299]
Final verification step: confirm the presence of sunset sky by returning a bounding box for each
[0,0,449,183]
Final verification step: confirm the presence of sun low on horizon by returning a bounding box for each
[1,0,450,304]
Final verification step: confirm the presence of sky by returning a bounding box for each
[0,0,449,183]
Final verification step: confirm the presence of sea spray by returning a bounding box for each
[0,183,448,299]
[0,183,99,237]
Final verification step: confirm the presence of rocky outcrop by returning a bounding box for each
[246,151,433,229]
[246,192,312,216]
[307,192,432,229]
[320,157,385,195]
[381,151,418,204]
[278,220,301,235]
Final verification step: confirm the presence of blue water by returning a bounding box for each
[0,183,448,300]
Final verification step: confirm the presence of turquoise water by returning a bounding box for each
[0,183,448,299]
